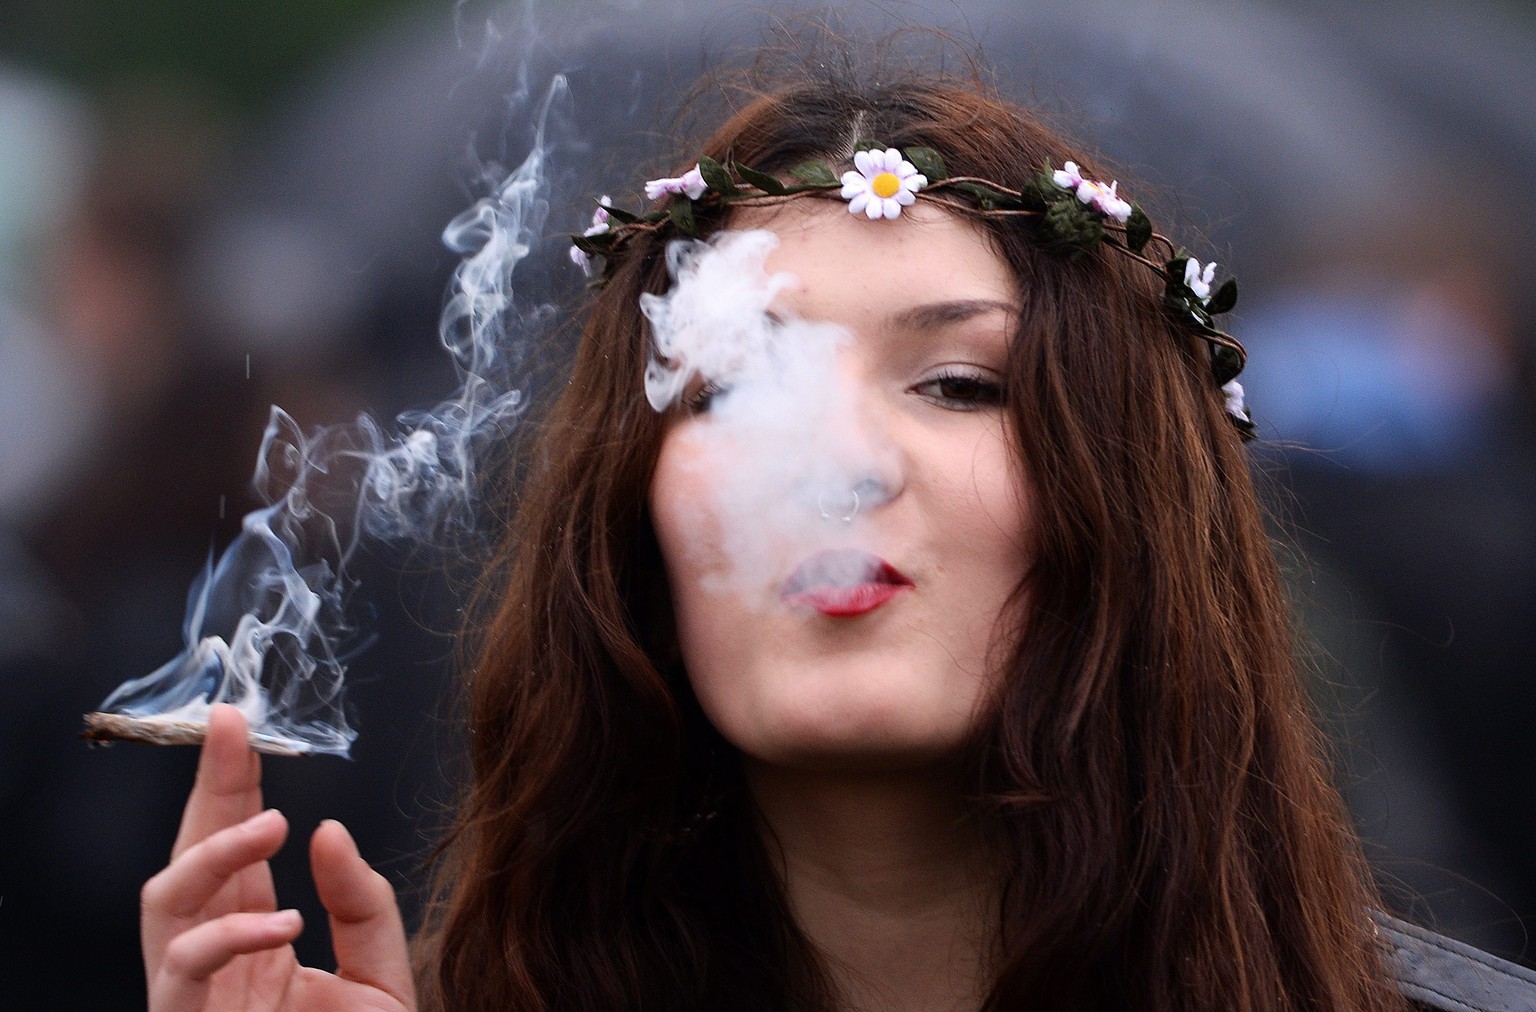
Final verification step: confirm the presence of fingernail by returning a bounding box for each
[271,909,302,929]
[244,808,281,830]
[320,819,360,853]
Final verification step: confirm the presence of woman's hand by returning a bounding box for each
[140,704,416,1010]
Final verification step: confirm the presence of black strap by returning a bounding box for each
[1375,911,1536,1011]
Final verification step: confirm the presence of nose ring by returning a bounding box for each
[817,488,860,523]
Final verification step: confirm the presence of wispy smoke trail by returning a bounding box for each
[93,78,569,757]
[643,229,880,602]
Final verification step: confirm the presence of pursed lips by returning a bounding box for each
[781,549,914,617]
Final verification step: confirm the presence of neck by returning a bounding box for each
[746,760,1000,1012]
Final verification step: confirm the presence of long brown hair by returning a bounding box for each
[414,60,1406,1012]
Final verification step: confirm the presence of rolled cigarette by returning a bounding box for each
[82,712,313,756]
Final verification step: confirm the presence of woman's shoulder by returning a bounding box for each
[1376,911,1536,1011]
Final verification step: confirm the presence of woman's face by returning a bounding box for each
[648,201,1034,772]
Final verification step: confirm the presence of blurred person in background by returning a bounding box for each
[0,65,263,1002]
[1243,217,1536,956]
[0,49,461,1008]
[0,66,97,663]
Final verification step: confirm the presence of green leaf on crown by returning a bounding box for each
[1210,343,1244,386]
[600,204,639,225]
[1038,197,1104,254]
[571,232,616,255]
[1188,313,1222,338]
[1018,171,1061,209]
[903,146,948,182]
[1229,403,1257,440]
[1161,262,1200,317]
[1164,258,1198,304]
[1206,277,1238,315]
[733,162,788,196]
[696,156,738,197]
[954,181,1015,210]
[669,198,698,236]
[852,139,887,152]
[1125,205,1152,253]
[788,161,840,187]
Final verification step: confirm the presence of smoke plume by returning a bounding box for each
[93,79,569,756]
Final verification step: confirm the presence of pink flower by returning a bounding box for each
[1052,162,1132,222]
[645,165,708,201]
[1075,178,1132,222]
[569,196,612,272]
[584,197,612,234]
[1052,161,1085,190]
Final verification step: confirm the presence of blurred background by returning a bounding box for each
[0,0,1532,1005]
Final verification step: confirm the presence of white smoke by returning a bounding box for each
[642,229,883,602]
[93,78,569,757]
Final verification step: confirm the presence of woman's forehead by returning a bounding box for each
[728,201,1019,325]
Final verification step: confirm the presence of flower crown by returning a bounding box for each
[570,143,1255,440]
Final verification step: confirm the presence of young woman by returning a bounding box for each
[138,64,1530,1011]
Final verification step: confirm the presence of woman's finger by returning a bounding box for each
[144,807,287,916]
[149,908,302,1012]
[142,808,288,984]
[172,704,266,859]
[311,820,416,1006]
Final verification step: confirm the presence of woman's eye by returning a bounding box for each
[914,371,1005,410]
[683,381,727,415]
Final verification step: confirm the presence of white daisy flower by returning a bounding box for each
[1183,258,1218,302]
[644,166,708,201]
[839,148,927,220]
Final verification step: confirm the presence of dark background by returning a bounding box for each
[1,0,1534,1005]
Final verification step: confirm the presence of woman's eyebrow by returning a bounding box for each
[887,299,1017,331]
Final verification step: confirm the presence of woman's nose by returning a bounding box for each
[810,374,906,522]
[814,476,891,524]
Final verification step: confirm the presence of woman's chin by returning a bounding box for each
[735,713,972,774]
[697,672,980,773]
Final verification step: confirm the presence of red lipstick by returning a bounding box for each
[782,550,913,617]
